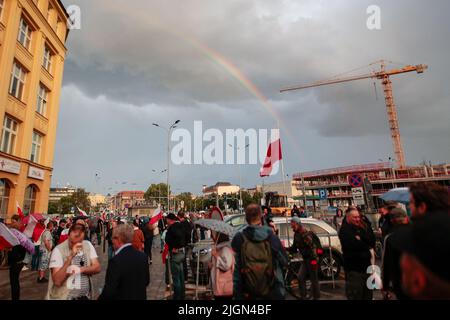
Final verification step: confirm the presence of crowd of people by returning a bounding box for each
[1,181,449,300]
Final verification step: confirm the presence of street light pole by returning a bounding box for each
[229,143,249,213]
[152,169,167,207]
[153,120,180,213]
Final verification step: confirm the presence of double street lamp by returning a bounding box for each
[152,169,167,206]
[153,120,181,213]
[228,143,249,213]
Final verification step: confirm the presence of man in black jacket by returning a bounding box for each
[381,208,410,300]
[165,213,187,300]
[8,215,26,300]
[177,211,192,279]
[339,207,376,300]
[99,224,149,300]
[288,217,322,300]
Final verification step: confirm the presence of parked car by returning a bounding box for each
[272,217,343,280]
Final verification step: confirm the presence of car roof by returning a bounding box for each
[272,217,337,233]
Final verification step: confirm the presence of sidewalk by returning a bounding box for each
[0,245,169,300]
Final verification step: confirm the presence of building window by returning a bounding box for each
[43,45,52,72]
[18,17,32,50]
[9,62,27,100]
[1,116,18,155]
[47,2,53,22]
[36,84,48,116]
[30,131,43,163]
[24,185,38,215]
[0,179,11,219]
[0,0,5,21]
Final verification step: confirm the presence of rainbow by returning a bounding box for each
[106,3,302,161]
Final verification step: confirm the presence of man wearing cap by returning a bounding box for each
[288,217,322,300]
[378,201,399,242]
[164,213,187,300]
[381,207,410,300]
[47,223,101,300]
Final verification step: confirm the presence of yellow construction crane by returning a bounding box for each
[280,60,428,169]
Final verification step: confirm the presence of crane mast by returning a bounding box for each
[280,60,428,169]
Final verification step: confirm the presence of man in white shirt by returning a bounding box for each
[47,223,101,300]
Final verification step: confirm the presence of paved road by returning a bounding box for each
[0,243,383,300]
[0,243,169,300]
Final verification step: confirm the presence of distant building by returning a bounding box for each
[88,193,106,207]
[0,0,70,219]
[49,186,77,203]
[259,181,302,206]
[110,190,145,212]
[202,182,240,196]
[293,162,450,210]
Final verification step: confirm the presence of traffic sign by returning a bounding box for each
[319,189,327,200]
[319,199,328,211]
[348,174,363,188]
[352,187,365,206]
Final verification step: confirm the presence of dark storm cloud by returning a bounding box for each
[54,0,450,193]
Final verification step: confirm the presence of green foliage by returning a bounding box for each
[47,188,91,215]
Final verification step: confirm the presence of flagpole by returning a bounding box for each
[280,150,290,246]
[277,121,290,246]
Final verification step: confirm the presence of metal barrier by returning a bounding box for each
[191,239,214,300]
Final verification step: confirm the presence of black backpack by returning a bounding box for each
[240,234,275,298]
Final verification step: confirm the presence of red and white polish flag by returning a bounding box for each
[0,223,20,250]
[260,130,283,177]
[16,202,24,219]
[149,207,163,225]
[77,207,88,217]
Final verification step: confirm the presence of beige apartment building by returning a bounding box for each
[0,0,69,219]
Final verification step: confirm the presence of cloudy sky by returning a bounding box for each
[54,0,450,195]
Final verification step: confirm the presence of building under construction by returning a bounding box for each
[292,162,450,210]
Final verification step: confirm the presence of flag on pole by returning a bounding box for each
[77,207,88,217]
[0,223,20,250]
[23,214,38,239]
[23,214,45,242]
[149,207,163,225]
[260,131,283,177]
[16,202,24,219]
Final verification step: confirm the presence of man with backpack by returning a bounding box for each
[231,204,288,300]
[288,217,322,300]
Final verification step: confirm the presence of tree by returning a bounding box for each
[47,202,59,215]
[71,189,91,212]
[176,192,194,210]
[252,191,263,206]
[47,189,91,216]
[144,183,168,205]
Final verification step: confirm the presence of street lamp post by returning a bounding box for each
[152,169,167,206]
[228,143,249,213]
[153,120,180,213]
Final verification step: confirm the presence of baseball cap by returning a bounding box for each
[392,213,450,283]
[166,213,178,221]
[390,207,408,220]
[291,216,302,225]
